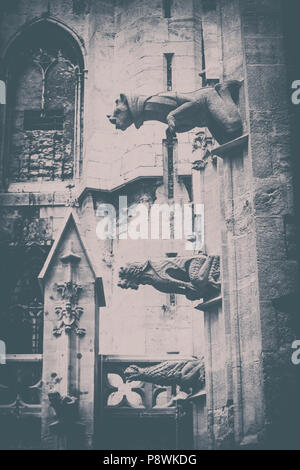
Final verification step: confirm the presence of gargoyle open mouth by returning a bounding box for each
[107,114,116,125]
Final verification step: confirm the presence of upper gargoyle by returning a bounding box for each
[107,80,243,144]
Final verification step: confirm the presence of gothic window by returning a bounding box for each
[4,22,84,183]
[200,0,222,86]
[167,138,174,199]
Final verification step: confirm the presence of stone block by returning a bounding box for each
[253,178,288,216]
[246,65,289,111]
[244,37,285,65]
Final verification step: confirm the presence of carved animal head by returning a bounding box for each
[107,93,134,131]
[48,392,78,423]
[118,262,147,290]
[124,365,141,382]
[48,391,63,410]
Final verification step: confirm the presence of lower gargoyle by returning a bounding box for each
[118,253,220,300]
[124,357,205,401]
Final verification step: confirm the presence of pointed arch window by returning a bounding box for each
[3,21,84,183]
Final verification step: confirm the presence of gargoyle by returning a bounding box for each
[118,253,220,301]
[124,357,205,395]
[48,391,78,428]
[107,80,243,144]
[48,391,84,447]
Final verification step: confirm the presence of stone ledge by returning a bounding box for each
[0,192,67,206]
[101,354,195,363]
[193,295,222,311]
[211,134,249,158]
[5,354,43,362]
[187,389,206,401]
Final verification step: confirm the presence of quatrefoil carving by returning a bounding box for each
[106,373,145,408]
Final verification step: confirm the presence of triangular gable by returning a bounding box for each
[38,209,105,306]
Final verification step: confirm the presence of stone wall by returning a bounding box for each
[202,0,299,449]
[240,0,299,448]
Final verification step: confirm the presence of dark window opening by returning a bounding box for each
[163,0,172,18]
[167,139,174,199]
[202,0,217,12]
[165,53,173,91]
[0,245,50,355]
[24,110,64,131]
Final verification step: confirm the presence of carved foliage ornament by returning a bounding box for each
[52,243,85,337]
[53,281,85,337]
[192,130,218,169]
[56,281,82,305]
[53,303,85,337]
